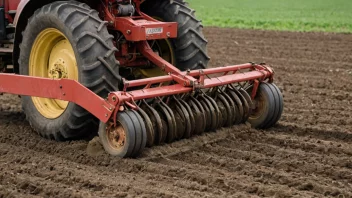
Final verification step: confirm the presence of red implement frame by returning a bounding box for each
[0,60,274,124]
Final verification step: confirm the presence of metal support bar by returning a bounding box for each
[112,69,272,102]
[0,74,114,123]
[124,63,268,88]
[137,41,198,86]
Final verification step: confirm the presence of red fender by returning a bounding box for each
[13,0,29,26]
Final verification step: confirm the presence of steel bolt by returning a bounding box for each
[126,30,131,35]
[166,32,171,37]
[112,96,117,102]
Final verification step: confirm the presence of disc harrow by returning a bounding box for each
[127,84,259,148]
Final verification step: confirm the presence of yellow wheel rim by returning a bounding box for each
[137,38,175,78]
[135,16,175,79]
[29,28,78,119]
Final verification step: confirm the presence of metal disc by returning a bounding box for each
[140,100,163,145]
[198,97,211,131]
[189,95,206,134]
[216,92,233,127]
[155,101,171,143]
[198,94,218,132]
[168,100,185,140]
[239,88,254,116]
[220,91,236,126]
[137,107,155,147]
[231,87,250,123]
[215,95,225,128]
[178,99,196,136]
[159,99,177,143]
[204,94,221,130]
[169,96,190,140]
[187,99,204,135]
[227,88,244,125]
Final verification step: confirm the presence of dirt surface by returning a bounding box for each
[1,28,352,197]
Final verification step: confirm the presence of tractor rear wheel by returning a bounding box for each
[19,1,121,140]
[141,0,210,72]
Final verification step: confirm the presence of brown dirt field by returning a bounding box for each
[1,28,352,198]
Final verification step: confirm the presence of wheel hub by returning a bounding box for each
[49,59,68,79]
[250,93,266,120]
[107,123,126,149]
[135,39,175,79]
[29,28,78,119]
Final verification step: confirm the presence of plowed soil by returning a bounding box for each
[1,28,352,198]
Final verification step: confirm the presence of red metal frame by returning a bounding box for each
[0,62,274,124]
[0,74,115,122]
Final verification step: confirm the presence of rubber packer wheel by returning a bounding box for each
[19,1,120,140]
[247,83,284,129]
[98,110,146,158]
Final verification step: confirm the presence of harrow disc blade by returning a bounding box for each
[137,107,155,147]
[204,94,221,130]
[140,100,163,145]
[198,94,218,132]
[178,99,196,136]
[215,92,233,127]
[227,88,244,125]
[189,95,206,134]
[156,99,177,143]
[169,96,189,140]
[231,87,250,123]
[155,102,169,143]
[239,88,254,120]
[220,91,237,127]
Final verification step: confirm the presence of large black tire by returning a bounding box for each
[141,0,210,70]
[19,1,121,140]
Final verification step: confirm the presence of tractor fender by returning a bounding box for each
[13,0,28,27]
[13,0,31,73]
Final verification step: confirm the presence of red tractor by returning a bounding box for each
[0,0,283,158]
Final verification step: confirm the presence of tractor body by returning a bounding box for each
[0,0,283,158]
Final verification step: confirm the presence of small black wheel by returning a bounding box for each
[98,110,146,158]
[247,83,284,129]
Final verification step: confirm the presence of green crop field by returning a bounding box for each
[187,0,352,33]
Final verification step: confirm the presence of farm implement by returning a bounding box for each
[0,0,283,157]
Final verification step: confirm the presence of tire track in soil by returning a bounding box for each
[1,27,352,197]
